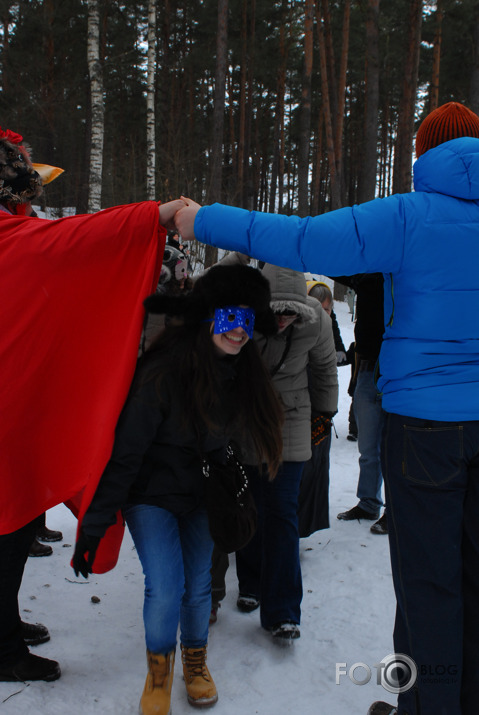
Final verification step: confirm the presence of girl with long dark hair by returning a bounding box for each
[72,264,284,715]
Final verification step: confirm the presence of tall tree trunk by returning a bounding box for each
[146,0,157,200]
[243,0,256,209]
[320,0,338,121]
[235,0,247,206]
[205,0,228,267]
[335,0,350,184]
[392,0,423,194]
[428,0,443,113]
[269,4,288,214]
[298,0,314,217]
[470,2,479,114]
[358,0,380,203]
[315,0,341,210]
[87,0,104,212]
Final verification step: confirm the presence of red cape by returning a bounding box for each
[0,201,165,571]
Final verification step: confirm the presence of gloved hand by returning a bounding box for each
[72,531,101,578]
[311,414,333,446]
[336,350,348,366]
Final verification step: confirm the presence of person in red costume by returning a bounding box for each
[0,124,184,683]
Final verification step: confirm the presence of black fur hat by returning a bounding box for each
[144,263,278,336]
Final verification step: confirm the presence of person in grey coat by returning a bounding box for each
[211,263,338,640]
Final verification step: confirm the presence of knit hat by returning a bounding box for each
[144,263,278,336]
[0,126,43,204]
[415,102,479,157]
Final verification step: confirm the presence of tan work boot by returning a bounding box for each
[180,644,218,708]
[140,649,175,715]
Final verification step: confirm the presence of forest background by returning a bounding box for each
[1,0,478,270]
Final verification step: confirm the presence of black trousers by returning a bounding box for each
[0,516,41,667]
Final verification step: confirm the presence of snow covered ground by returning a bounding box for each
[0,300,397,715]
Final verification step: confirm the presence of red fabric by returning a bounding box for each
[0,201,165,571]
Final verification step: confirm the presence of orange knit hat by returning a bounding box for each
[416,102,479,157]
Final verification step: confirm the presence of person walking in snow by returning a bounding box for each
[297,280,346,538]
[73,264,284,715]
[175,101,479,715]
[333,273,388,535]
[211,263,338,641]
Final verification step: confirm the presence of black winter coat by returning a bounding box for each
[81,351,239,539]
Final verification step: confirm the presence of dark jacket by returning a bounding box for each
[330,309,347,354]
[81,351,239,538]
[332,273,384,362]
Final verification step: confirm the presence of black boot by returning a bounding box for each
[0,652,61,682]
[28,538,53,557]
[21,621,50,646]
[36,525,63,543]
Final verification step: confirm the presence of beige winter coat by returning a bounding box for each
[246,263,338,463]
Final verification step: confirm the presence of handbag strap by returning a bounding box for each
[202,444,250,500]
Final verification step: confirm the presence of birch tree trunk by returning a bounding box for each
[87,0,104,212]
[146,0,156,200]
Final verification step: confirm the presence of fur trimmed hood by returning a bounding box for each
[261,263,317,327]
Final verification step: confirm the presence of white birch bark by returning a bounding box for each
[146,0,157,200]
[87,0,104,212]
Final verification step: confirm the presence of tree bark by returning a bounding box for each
[87,0,104,212]
[392,0,423,194]
[429,0,443,113]
[358,0,380,203]
[470,2,479,114]
[269,3,288,214]
[204,0,229,267]
[146,0,157,200]
[315,0,341,210]
[335,0,350,175]
[298,0,314,217]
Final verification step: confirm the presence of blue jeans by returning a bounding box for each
[124,504,214,654]
[383,413,479,715]
[354,369,385,514]
[235,461,304,629]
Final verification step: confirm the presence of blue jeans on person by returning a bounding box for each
[124,504,214,654]
[382,412,479,715]
[354,368,385,514]
[235,461,304,629]
[0,516,40,667]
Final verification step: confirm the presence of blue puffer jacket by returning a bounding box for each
[195,137,479,420]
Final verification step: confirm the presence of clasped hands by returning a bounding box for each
[158,195,201,241]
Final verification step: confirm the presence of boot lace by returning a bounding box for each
[182,648,211,681]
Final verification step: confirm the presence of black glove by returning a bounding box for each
[72,531,101,578]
